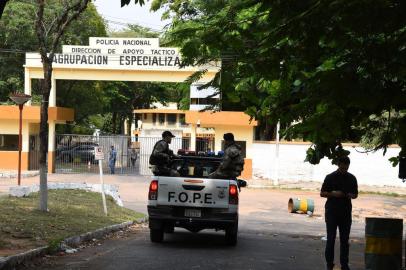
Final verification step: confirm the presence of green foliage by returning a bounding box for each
[154,0,406,165]
[110,24,160,38]
[121,0,146,7]
[1,1,108,134]
[0,1,10,20]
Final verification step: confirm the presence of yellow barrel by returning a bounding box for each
[365,217,403,270]
[288,198,314,213]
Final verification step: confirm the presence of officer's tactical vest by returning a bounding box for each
[149,140,170,166]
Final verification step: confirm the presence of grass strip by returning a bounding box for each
[0,189,145,256]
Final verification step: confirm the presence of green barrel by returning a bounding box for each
[365,217,403,270]
[288,198,314,213]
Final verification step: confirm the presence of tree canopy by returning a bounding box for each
[0,0,10,20]
[0,1,186,135]
[0,1,106,102]
[152,0,406,165]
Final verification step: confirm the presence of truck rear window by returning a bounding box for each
[171,156,222,178]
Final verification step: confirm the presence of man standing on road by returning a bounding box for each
[149,131,180,176]
[108,145,117,174]
[320,156,358,270]
[209,133,244,179]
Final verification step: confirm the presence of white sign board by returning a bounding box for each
[89,37,160,47]
[25,37,220,73]
[62,45,180,56]
[94,147,104,160]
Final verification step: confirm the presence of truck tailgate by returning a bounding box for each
[156,177,230,208]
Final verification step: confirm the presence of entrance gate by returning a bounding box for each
[23,37,219,173]
[55,134,138,175]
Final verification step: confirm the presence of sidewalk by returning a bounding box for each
[0,170,39,179]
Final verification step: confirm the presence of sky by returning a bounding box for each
[93,0,170,32]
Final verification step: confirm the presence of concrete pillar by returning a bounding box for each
[49,76,56,107]
[48,121,55,152]
[22,122,29,152]
[24,68,32,106]
[190,124,196,151]
[48,121,56,173]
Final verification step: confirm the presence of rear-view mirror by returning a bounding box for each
[237,179,247,188]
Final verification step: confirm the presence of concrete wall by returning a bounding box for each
[252,142,405,187]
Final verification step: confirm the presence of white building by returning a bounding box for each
[189,84,220,111]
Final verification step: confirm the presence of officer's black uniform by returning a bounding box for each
[321,170,358,270]
[149,139,179,176]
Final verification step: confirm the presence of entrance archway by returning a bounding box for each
[24,37,219,173]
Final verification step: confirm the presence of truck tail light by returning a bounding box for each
[149,180,158,200]
[229,184,238,205]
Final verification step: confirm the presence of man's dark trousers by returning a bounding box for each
[325,210,351,268]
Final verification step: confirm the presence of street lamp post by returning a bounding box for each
[9,93,31,186]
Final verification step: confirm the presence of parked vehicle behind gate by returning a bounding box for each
[147,154,247,245]
[58,142,99,163]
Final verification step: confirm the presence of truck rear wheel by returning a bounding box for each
[150,229,164,243]
[225,222,238,246]
[225,230,237,246]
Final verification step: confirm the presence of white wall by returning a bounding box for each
[252,142,405,187]
[0,120,30,152]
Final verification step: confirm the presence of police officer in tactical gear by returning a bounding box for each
[209,133,244,179]
[320,156,358,270]
[149,131,180,177]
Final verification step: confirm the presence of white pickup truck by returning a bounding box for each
[147,155,246,245]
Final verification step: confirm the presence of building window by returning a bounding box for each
[190,98,218,105]
[158,114,165,125]
[0,135,19,151]
[143,113,147,120]
[167,114,177,126]
[152,113,157,125]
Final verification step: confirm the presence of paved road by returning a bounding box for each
[5,174,405,270]
[26,227,364,270]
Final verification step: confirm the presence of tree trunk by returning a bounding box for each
[120,115,125,135]
[112,112,117,134]
[39,64,52,212]
[34,0,92,212]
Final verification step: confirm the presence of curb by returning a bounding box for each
[0,216,147,270]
